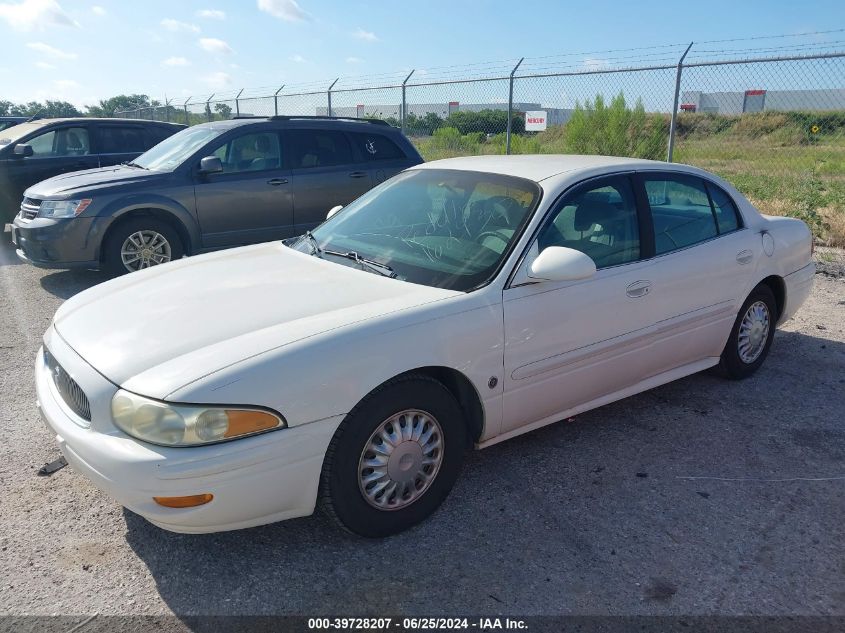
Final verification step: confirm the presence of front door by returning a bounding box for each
[502,174,657,433]
[194,129,294,248]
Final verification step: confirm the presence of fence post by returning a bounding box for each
[506,57,524,155]
[205,93,215,122]
[164,98,171,122]
[274,84,285,116]
[401,69,415,132]
[327,78,339,116]
[667,42,694,163]
[235,88,244,117]
[183,96,191,125]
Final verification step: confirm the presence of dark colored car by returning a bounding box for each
[11,116,423,275]
[0,117,30,132]
[0,118,185,223]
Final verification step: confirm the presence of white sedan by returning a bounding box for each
[36,155,815,537]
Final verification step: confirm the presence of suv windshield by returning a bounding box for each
[0,122,47,147]
[293,169,541,292]
[133,126,223,171]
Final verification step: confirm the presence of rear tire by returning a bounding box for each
[320,374,467,537]
[718,284,777,380]
[102,216,183,276]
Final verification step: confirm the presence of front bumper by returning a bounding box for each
[36,327,343,533]
[11,216,101,269]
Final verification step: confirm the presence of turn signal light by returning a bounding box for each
[153,493,214,508]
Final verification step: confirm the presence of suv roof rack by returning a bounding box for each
[267,115,391,126]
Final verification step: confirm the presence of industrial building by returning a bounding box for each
[318,102,573,125]
[680,87,845,114]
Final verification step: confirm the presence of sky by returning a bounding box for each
[0,0,843,109]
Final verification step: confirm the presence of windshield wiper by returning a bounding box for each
[323,249,397,278]
[121,161,146,169]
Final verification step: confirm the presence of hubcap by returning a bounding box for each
[737,300,770,364]
[357,409,444,511]
[120,230,172,271]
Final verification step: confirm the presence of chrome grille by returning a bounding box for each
[44,348,91,421]
[19,198,41,221]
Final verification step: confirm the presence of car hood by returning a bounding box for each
[25,165,166,199]
[53,242,460,398]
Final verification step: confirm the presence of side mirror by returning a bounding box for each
[528,246,596,282]
[198,156,223,174]
[326,205,343,220]
[13,144,34,158]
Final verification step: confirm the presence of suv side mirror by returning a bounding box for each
[13,144,34,158]
[528,246,596,282]
[198,156,223,174]
[327,205,343,220]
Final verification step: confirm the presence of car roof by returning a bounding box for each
[411,154,679,182]
[195,116,402,133]
[16,118,184,127]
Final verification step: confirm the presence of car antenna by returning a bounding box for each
[25,110,42,122]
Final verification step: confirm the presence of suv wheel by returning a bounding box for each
[103,217,183,276]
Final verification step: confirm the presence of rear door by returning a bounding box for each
[286,127,373,233]
[346,131,414,185]
[632,171,757,371]
[4,123,97,204]
[193,127,294,248]
[95,123,148,167]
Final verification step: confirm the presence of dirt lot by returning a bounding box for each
[1,236,843,620]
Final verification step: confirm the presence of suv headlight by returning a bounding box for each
[38,198,92,218]
[111,389,286,447]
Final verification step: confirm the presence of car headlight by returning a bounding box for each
[110,389,286,447]
[38,198,92,219]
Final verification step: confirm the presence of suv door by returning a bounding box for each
[4,124,97,209]
[346,131,413,185]
[286,128,373,233]
[95,123,148,167]
[193,128,294,248]
[502,174,658,434]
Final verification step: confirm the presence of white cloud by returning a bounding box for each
[35,60,55,69]
[257,0,308,22]
[199,37,233,54]
[90,4,104,15]
[289,54,305,63]
[583,57,610,71]
[161,18,200,33]
[352,27,378,42]
[162,56,190,67]
[202,71,232,89]
[197,8,225,19]
[345,56,362,64]
[54,78,77,89]
[0,0,78,30]
[26,41,77,59]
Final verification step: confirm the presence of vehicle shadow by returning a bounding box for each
[123,329,845,621]
[39,268,107,299]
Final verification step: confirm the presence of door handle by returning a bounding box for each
[267,178,289,186]
[626,280,652,298]
[736,249,754,265]
[348,171,368,179]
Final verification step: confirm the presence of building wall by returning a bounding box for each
[681,88,845,114]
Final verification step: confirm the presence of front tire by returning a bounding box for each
[718,284,777,379]
[103,217,183,276]
[320,374,467,537]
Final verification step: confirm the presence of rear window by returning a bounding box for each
[145,126,177,149]
[288,129,354,168]
[348,132,406,162]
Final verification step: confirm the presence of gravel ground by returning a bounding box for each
[1,236,843,619]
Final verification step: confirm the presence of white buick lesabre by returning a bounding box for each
[37,155,815,537]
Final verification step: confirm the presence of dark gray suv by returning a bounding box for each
[11,116,422,275]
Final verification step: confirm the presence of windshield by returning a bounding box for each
[0,122,47,147]
[133,126,223,171]
[293,169,541,292]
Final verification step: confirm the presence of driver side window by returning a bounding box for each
[209,132,281,174]
[537,176,641,269]
[27,127,90,157]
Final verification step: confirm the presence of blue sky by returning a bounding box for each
[0,0,843,108]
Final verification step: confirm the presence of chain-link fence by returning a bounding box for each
[114,46,845,245]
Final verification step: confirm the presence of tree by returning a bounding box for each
[85,94,156,117]
[214,102,233,120]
